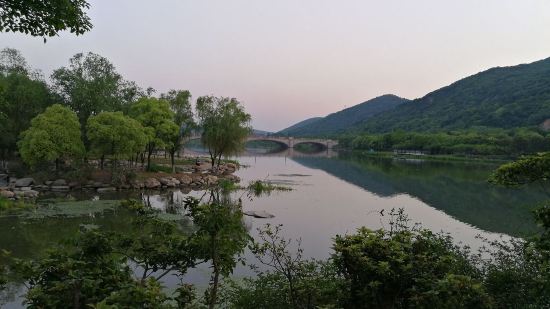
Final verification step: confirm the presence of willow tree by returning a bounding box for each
[196,96,252,169]
[18,104,85,169]
[86,111,147,169]
[129,97,179,171]
[161,89,194,172]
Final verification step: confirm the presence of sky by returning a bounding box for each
[1,0,550,131]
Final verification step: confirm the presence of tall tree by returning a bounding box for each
[0,48,54,159]
[0,0,92,39]
[161,89,194,172]
[196,96,252,169]
[129,97,179,171]
[86,111,147,169]
[18,104,85,169]
[51,52,143,132]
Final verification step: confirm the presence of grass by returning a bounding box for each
[247,180,292,197]
[0,197,36,216]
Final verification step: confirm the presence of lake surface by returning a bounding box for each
[1,150,547,307]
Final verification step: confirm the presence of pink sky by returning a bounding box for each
[2,0,550,131]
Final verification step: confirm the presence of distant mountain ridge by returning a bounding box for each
[278,94,409,136]
[360,57,550,133]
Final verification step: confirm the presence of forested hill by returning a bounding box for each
[278,117,322,135]
[278,94,408,136]
[360,57,550,133]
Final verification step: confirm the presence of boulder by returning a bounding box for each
[52,179,67,186]
[19,186,32,191]
[159,177,176,187]
[144,178,161,189]
[178,174,192,185]
[130,180,144,189]
[23,190,39,198]
[50,185,70,192]
[243,210,275,219]
[44,180,53,186]
[68,181,80,188]
[223,174,241,183]
[97,187,117,193]
[0,190,15,199]
[15,178,34,187]
[205,175,218,185]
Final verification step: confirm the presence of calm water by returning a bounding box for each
[1,151,547,307]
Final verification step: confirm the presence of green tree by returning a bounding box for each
[332,210,487,308]
[86,111,147,169]
[196,96,252,169]
[184,193,250,309]
[129,97,179,171]
[51,52,143,133]
[0,0,92,38]
[0,48,55,159]
[18,104,85,169]
[161,89,194,172]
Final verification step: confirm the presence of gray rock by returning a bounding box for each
[50,185,70,192]
[97,187,117,193]
[68,181,80,188]
[144,178,161,189]
[19,186,32,191]
[15,177,34,187]
[52,179,67,186]
[23,190,39,198]
[44,181,53,186]
[243,210,275,219]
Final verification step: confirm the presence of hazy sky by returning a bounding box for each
[2,0,550,131]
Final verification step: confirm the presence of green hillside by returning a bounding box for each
[361,57,550,133]
[278,117,322,135]
[278,94,408,136]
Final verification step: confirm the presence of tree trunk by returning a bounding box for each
[100,154,105,170]
[170,150,176,174]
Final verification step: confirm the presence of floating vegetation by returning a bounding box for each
[0,197,36,216]
[247,180,292,197]
[20,199,120,219]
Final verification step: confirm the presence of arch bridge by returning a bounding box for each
[188,134,338,149]
[246,136,338,149]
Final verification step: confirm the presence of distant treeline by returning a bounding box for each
[339,128,550,156]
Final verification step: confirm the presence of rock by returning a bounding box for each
[144,178,161,189]
[205,175,218,185]
[0,190,15,198]
[52,179,67,186]
[15,177,34,187]
[33,185,49,190]
[68,181,80,188]
[97,187,117,193]
[172,178,180,185]
[44,181,53,186]
[243,210,275,219]
[50,185,70,192]
[177,174,192,185]
[223,174,241,183]
[23,190,39,198]
[159,177,176,187]
[130,180,144,189]
[19,186,32,191]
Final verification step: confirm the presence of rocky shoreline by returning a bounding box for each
[0,163,240,200]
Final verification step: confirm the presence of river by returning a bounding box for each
[1,149,546,307]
